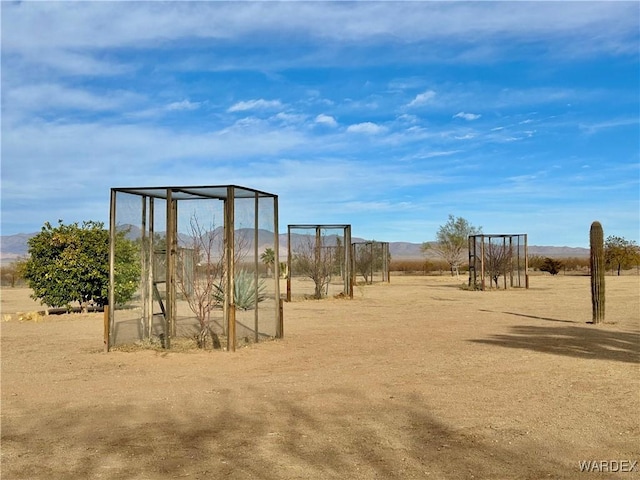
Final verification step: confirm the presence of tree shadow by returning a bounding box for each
[2,388,571,479]
[471,325,640,364]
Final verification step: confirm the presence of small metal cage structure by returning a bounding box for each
[286,225,352,301]
[351,241,390,285]
[469,234,529,291]
[107,185,282,352]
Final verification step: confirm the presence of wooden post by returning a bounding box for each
[107,189,117,351]
[524,234,529,289]
[350,242,356,294]
[369,242,373,285]
[286,225,292,302]
[228,304,236,351]
[315,226,321,299]
[103,305,109,352]
[165,189,175,349]
[254,192,259,343]
[286,277,291,303]
[170,198,178,338]
[346,226,352,297]
[468,235,474,289]
[141,197,148,338]
[509,236,514,288]
[480,236,486,291]
[503,237,507,290]
[385,242,390,283]
[273,196,282,338]
[225,186,236,352]
[147,197,155,339]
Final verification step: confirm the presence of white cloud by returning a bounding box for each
[315,114,338,127]
[346,122,387,135]
[454,133,476,140]
[271,112,308,125]
[1,120,309,188]
[1,3,635,92]
[3,2,636,56]
[340,200,413,214]
[418,151,461,159]
[227,99,283,112]
[4,83,142,114]
[22,50,130,77]
[453,112,481,121]
[579,117,639,135]
[407,90,436,108]
[125,99,204,119]
[396,114,419,124]
[167,100,201,111]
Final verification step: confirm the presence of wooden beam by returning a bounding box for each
[225,186,236,352]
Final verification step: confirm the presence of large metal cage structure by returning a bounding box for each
[286,225,352,301]
[107,185,282,352]
[468,234,529,291]
[351,241,390,285]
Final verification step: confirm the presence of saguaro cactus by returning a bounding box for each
[589,221,605,323]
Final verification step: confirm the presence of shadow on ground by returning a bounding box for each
[479,309,576,324]
[2,388,570,480]
[471,324,640,364]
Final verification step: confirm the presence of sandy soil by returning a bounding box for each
[1,274,639,479]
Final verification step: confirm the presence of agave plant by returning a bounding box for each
[213,269,267,311]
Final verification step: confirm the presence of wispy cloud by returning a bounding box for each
[5,49,132,77]
[579,117,639,135]
[4,2,637,56]
[453,112,481,121]
[227,99,283,112]
[4,83,143,115]
[271,112,308,125]
[346,122,387,135]
[407,90,436,108]
[167,100,201,111]
[417,151,461,159]
[125,99,204,120]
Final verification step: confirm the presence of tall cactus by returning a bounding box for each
[589,221,605,323]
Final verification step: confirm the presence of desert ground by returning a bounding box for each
[1,273,639,479]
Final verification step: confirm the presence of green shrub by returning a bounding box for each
[540,257,563,275]
[23,220,140,309]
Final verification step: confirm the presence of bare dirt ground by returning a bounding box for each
[1,274,639,479]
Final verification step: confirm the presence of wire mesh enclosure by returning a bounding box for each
[107,185,281,352]
[351,241,390,285]
[468,234,529,291]
[286,225,352,301]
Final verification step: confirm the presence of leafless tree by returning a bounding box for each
[484,240,511,289]
[354,242,385,284]
[176,217,254,348]
[291,234,335,299]
[176,216,224,348]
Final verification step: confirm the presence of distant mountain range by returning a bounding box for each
[0,230,590,264]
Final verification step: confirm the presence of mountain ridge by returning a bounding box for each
[0,231,590,264]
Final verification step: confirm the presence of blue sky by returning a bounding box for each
[1,1,638,247]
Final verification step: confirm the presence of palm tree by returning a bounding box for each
[260,247,275,277]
